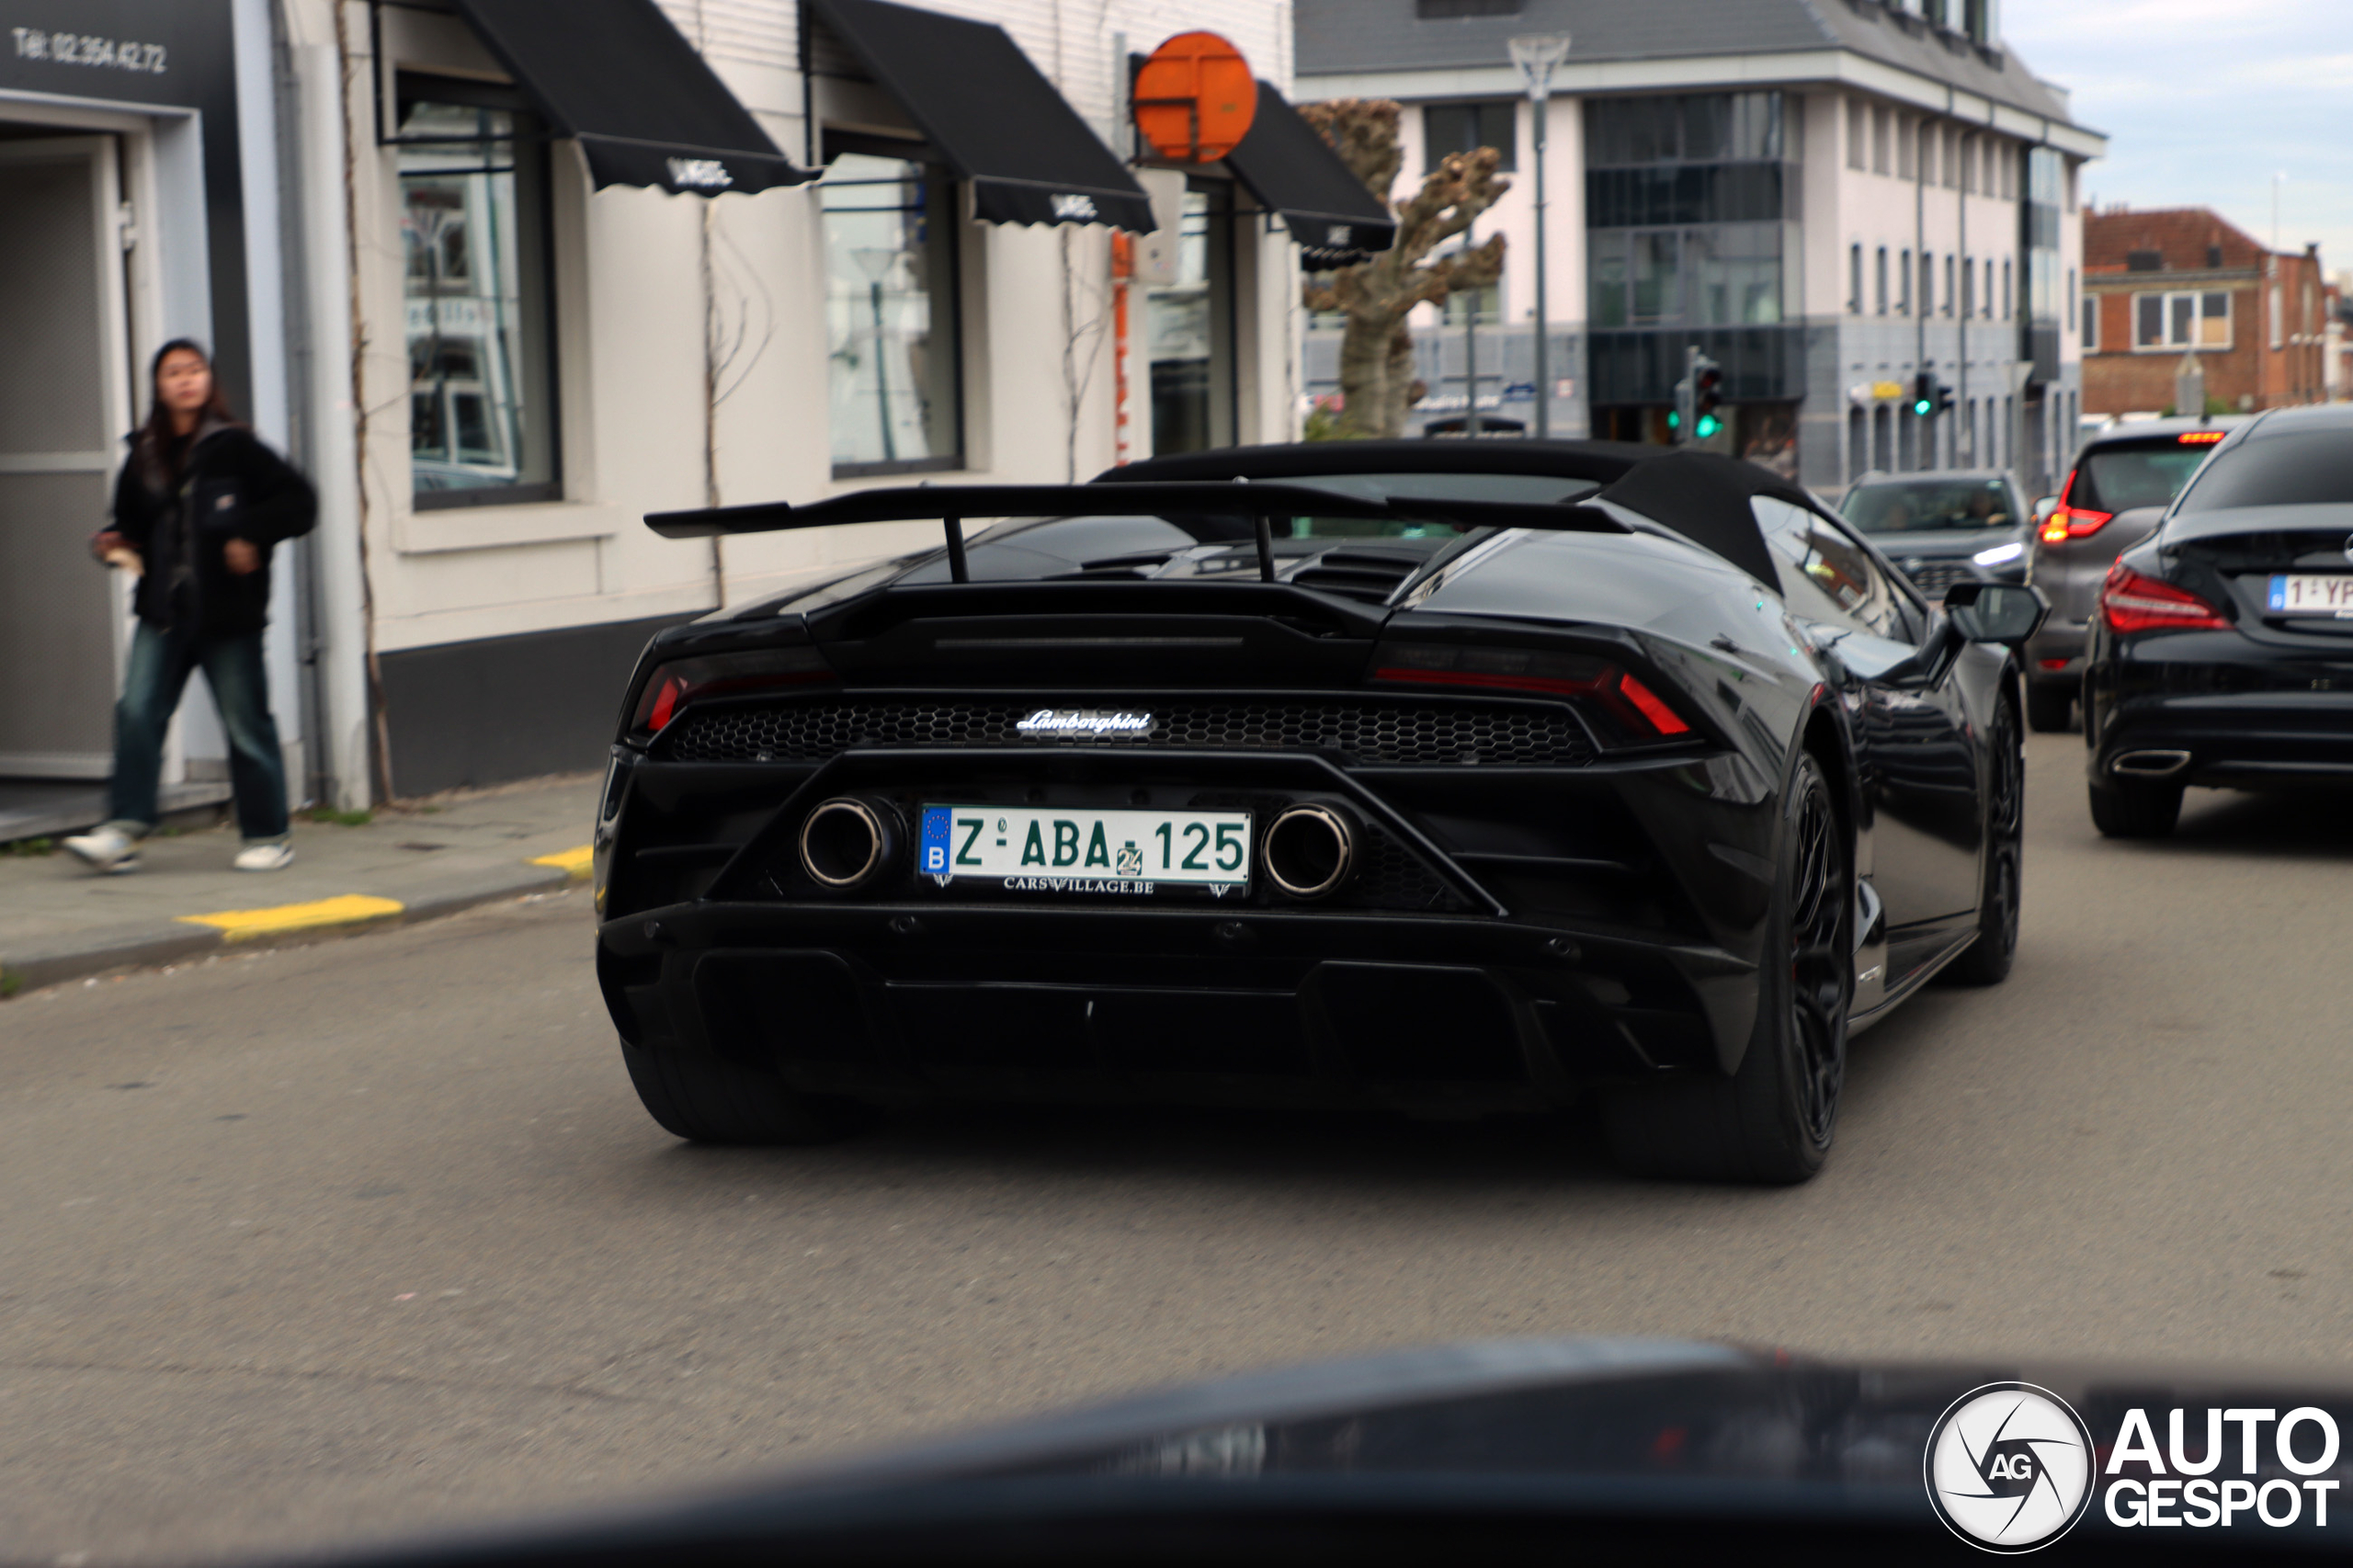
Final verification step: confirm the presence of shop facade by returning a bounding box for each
[273,0,1319,802]
[0,0,301,826]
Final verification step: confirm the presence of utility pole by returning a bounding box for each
[1509,33,1571,440]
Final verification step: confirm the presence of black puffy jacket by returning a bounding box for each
[109,420,317,637]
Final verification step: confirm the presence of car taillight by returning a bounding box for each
[2039,468,2112,543]
[627,646,835,738]
[2099,563,2229,634]
[1370,642,1692,742]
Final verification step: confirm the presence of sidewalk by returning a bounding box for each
[0,773,601,997]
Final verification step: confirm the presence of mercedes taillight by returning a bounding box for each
[2099,563,2229,635]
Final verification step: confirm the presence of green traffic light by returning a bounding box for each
[1913,399,1932,416]
[1666,410,1681,431]
[1694,415,1720,439]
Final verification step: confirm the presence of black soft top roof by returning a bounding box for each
[1105,440,1792,586]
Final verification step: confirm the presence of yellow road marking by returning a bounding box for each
[532,845,594,879]
[176,894,405,943]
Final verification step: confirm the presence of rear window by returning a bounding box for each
[1842,478,2017,534]
[2175,428,2353,514]
[2072,440,2212,514]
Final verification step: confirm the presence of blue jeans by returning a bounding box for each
[106,623,290,843]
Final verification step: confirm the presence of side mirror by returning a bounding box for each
[2031,496,2059,523]
[1944,580,2049,644]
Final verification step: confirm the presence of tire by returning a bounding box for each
[2024,681,2073,733]
[620,1040,876,1145]
[2088,777,2183,839]
[1945,699,2022,986]
[1603,753,1853,1185]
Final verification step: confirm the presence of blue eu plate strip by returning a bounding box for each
[2269,575,2288,611]
[918,805,953,876]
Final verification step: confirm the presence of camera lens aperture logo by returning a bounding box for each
[1926,1382,2096,1552]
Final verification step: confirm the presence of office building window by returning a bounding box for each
[1960,134,1976,194]
[1900,248,1912,314]
[397,85,559,507]
[1847,98,1866,170]
[1897,116,1915,178]
[1424,101,1517,172]
[1849,244,1863,314]
[1961,256,1973,317]
[1984,258,1995,319]
[1875,246,1889,314]
[1920,120,1938,186]
[2082,285,2096,349]
[1921,252,1936,316]
[1871,106,1891,174]
[1944,255,1956,316]
[2002,257,2012,319]
[823,149,963,475]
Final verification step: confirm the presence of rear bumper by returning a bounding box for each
[2089,641,2353,787]
[597,902,1761,1114]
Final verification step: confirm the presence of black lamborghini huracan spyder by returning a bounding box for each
[592,441,2044,1183]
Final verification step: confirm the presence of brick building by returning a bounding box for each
[2083,207,2330,416]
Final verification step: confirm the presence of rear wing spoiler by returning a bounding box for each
[643,482,1629,584]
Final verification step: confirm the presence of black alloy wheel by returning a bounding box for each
[1604,752,1853,1184]
[2024,681,2073,733]
[1946,698,2023,985]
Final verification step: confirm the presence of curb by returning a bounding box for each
[0,856,587,999]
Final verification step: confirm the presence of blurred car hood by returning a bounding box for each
[1859,527,2027,561]
[316,1338,2353,1563]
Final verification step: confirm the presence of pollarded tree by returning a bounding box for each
[1300,98,1509,438]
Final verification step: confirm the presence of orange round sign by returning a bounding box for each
[1132,31,1256,163]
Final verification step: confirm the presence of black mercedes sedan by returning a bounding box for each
[593,441,2042,1184]
[2083,404,2353,837]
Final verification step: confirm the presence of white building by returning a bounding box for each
[0,0,1336,829]
[1297,0,2105,497]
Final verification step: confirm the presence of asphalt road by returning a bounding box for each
[4,733,2351,1562]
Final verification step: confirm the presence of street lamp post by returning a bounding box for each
[1509,32,1571,440]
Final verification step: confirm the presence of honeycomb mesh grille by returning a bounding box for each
[1900,560,1977,597]
[659,696,1594,767]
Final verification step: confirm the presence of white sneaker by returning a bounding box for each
[63,827,140,874]
[233,842,296,872]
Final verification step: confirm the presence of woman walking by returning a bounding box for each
[63,340,317,875]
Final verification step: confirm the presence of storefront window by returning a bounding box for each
[1146,185,1234,456]
[397,95,558,507]
[823,151,961,476]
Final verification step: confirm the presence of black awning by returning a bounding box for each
[1223,84,1395,268]
[808,0,1154,232]
[448,0,813,195]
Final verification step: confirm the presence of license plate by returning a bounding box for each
[917,804,1251,892]
[2268,574,2353,617]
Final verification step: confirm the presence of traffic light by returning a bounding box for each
[1692,354,1723,440]
[1913,371,1936,417]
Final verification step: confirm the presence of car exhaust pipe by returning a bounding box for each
[2111,749,2191,778]
[1263,804,1358,899]
[799,796,900,889]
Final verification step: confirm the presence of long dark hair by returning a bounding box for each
[136,337,241,489]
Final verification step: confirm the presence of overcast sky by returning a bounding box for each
[2002,0,2353,276]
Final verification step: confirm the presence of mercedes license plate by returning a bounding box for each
[917,804,1250,893]
[2268,574,2353,617]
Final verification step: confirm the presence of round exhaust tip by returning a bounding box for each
[1263,804,1358,900]
[799,797,896,889]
